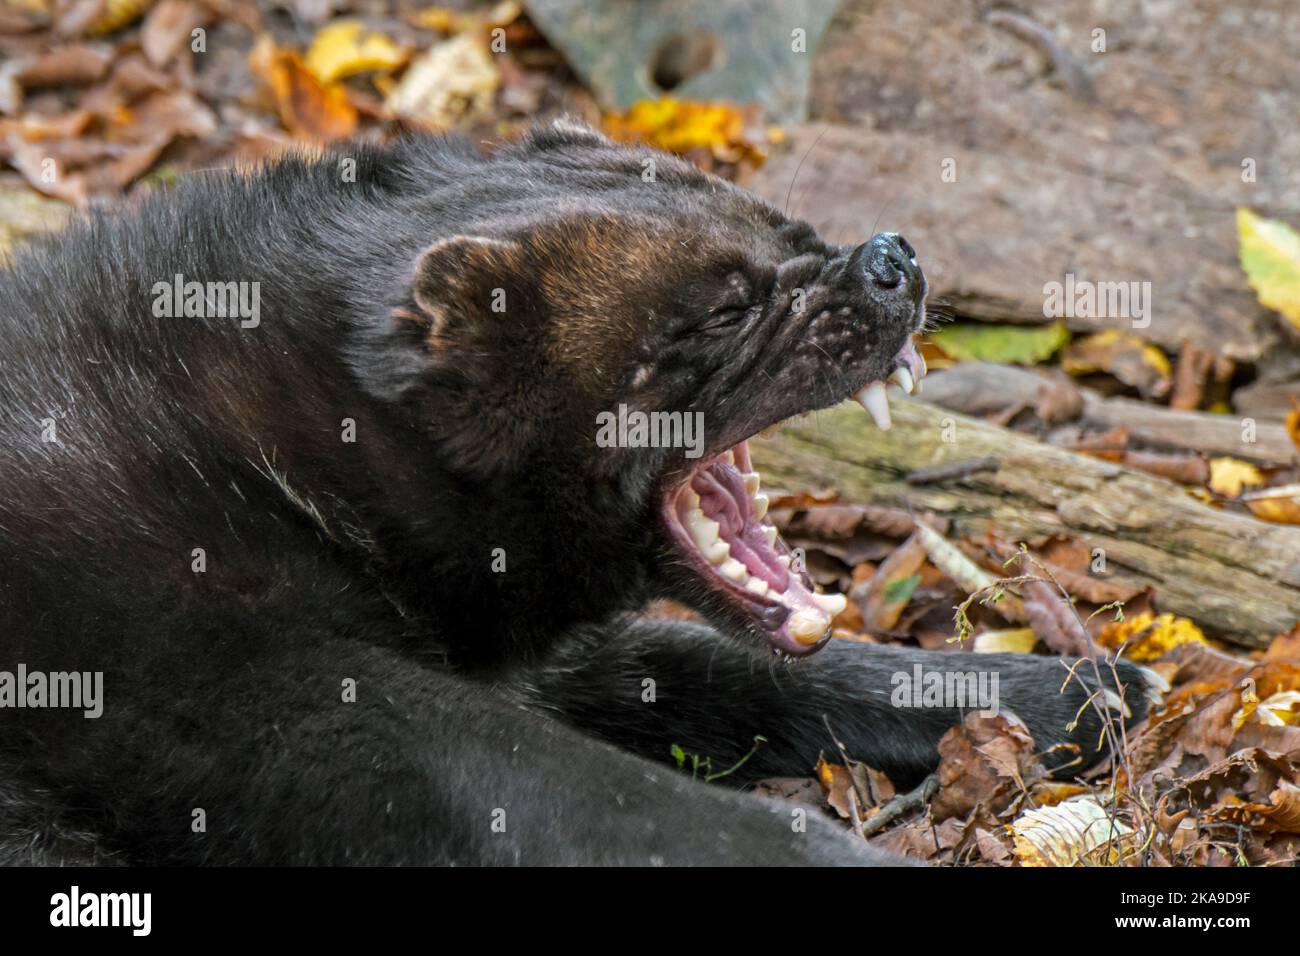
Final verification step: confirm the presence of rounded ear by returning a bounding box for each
[519,115,613,152]
[411,235,525,341]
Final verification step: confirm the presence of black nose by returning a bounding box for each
[855,232,918,289]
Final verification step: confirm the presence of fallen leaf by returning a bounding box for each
[1061,330,1172,399]
[928,322,1070,365]
[604,97,766,167]
[384,32,498,129]
[305,20,407,85]
[1242,485,1300,524]
[973,628,1039,653]
[1207,456,1264,498]
[854,533,927,632]
[1098,612,1207,662]
[1238,207,1300,333]
[250,36,357,142]
[1011,797,1136,866]
[140,0,200,68]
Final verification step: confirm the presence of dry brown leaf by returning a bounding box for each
[854,533,927,632]
[250,36,357,142]
[140,0,200,69]
[1061,330,1172,399]
[930,712,1046,822]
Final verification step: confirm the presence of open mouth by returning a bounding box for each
[662,338,927,657]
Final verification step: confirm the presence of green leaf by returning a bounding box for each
[670,743,686,768]
[930,322,1070,365]
[1238,207,1300,331]
[882,573,922,605]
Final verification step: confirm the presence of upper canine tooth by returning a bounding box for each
[812,592,847,617]
[752,493,769,520]
[888,367,915,394]
[855,381,892,430]
[742,471,760,496]
[788,609,829,645]
[720,558,748,582]
[704,539,730,564]
[689,511,720,549]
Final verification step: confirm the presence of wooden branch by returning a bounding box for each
[752,400,1300,647]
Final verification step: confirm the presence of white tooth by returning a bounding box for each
[745,578,770,597]
[689,511,719,549]
[854,381,891,430]
[704,539,730,564]
[888,367,914,394]
[762,525,777,547]
[787,609,829,645]
[685,488,700,508]
[777,555,791,569]
[752,493,769,520]
[812,592,847,617]
[742,471,760,496]
[720,558,748,582]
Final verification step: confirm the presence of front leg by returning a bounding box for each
[524,616,1159,787]
[18,614,885,865]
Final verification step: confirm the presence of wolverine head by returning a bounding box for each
[365,119,927,658]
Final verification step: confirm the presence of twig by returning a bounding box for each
[860,774,939,837]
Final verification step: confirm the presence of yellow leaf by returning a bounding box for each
[604,98,766,166]
[1098,612,1207,662]
[1238,208,1300,332]
[89,0,154,34]
[1208,456,1264,498]
[305,20,407,85]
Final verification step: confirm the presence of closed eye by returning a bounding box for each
[696,305,755,335]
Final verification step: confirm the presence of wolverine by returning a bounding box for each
[0,118,1158,865]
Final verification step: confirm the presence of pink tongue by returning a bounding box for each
[690,460,790,591]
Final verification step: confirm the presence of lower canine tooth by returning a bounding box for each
[888,367,915,394]
[812,592,847,616]
[745,578,769,596]
[752,493,769,520]
[720,558,748,582]
[788,609,829,645]
[855,381,892,430]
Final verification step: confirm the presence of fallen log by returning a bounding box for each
[752,399,1300,647]
[919,361,1299,465]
